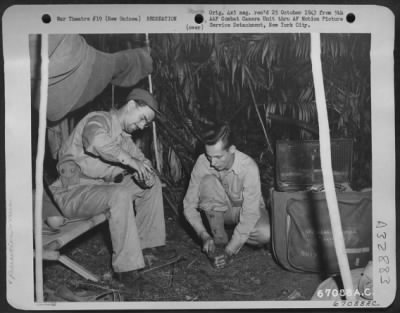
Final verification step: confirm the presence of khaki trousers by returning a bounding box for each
[50,175,166,272]
[198,175,270,246]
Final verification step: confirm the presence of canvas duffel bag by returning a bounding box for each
[270,189,372,273]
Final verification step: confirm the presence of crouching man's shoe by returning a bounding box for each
[142,246,177,267]
[114,270,141,287]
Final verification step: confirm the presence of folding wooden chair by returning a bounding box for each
[38,180,171,283]
[41,212,110,282]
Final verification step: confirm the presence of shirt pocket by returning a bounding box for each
[228,176,243,207]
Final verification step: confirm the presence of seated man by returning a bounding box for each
[183,123,270,268]
[49,88,174,285]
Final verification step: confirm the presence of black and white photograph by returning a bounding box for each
[3,4,396,310]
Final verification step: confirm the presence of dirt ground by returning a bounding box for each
[43,201,323,302]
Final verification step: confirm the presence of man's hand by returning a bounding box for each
[203,238,216,256]
[200,231,215,256]
[212,248,234,269]
[199,231,235,269]
[213,253,230,269]
[129,158,153,181]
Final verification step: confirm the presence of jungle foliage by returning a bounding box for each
[83,33,371,191]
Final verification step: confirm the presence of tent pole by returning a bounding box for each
[34,33,49,302]
[111,84,115,109]
[310,33,355,300]
[145,33,161,172]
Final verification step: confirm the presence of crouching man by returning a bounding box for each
[49,88,175,285]
[183,123,270,268]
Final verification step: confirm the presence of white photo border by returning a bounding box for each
[3,4,396,310]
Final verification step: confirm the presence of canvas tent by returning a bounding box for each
[30,34,152,122]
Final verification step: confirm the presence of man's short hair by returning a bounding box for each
[202,123,234,150]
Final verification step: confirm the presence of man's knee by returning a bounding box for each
[141,175,162,199]
[109,185,132,205]
[199,175,228,211]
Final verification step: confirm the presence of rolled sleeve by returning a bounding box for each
[227,162,262,254]
[183,156,209,236]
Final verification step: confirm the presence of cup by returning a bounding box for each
[46,216,66,229]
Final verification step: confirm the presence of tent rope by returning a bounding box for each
[34,33,49,302]
[146,33,161,173]
[310,33,354,300]
[111,84,115,109]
